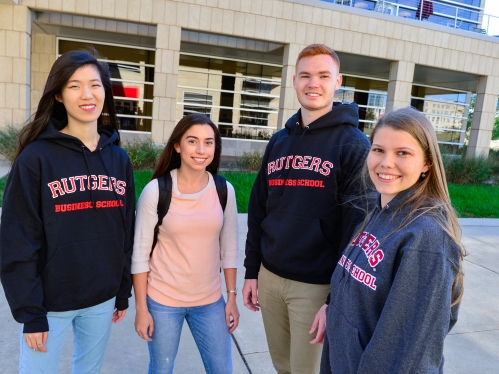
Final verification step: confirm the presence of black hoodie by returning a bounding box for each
[244,103,370,284]
[0,119,135,333]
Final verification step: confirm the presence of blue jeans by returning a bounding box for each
[19,297,115,374]
[147,295,232,374]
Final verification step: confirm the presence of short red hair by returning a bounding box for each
[296,44,340,70]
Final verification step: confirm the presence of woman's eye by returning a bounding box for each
[206,141,214,146]
[371,148,382,153]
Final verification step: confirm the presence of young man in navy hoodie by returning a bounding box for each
[242,44,370,374]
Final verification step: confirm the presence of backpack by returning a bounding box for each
[150,172,228,255]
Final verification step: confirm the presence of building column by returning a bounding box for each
[30,33,56,116]
[277,43,300,130]
[467,76,498,158]
[151,24,180,143]
[0,4,31,128]
[386,61,415,113]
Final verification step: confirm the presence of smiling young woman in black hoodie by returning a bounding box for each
[0,49,135,373]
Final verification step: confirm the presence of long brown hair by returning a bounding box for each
[363,107,466,306]
[14,48,119,162]
[151,113,222,180]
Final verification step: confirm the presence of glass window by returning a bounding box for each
[411,85,470,145]
[177,53,282,140]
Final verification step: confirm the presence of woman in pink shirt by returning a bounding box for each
[131,113,239,373]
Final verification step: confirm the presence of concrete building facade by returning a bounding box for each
[0,0,497,158]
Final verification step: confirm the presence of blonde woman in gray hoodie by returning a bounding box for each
[320,107,466,374]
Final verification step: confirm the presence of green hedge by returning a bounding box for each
[133,171,257,213]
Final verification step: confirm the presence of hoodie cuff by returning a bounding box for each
[244,266,259,279]
[23,316,49,334]
[115,297,129,311]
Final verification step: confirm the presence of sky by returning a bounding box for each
[483,0,499,35]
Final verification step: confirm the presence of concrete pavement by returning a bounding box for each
[0,211,498,373]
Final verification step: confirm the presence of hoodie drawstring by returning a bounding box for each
[277,122,309,198]
[97,148,127,233]
[81,146,98,211]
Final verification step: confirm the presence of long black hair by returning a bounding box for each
[15,48,119,161]
[151,113,222,180]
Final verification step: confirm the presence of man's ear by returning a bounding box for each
[335,74,343,90]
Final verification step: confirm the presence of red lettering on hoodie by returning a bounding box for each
[61,177,77,194]
[301,156,312,169]
[308,157,322,172]
[48,181,65,198]
[319,161,333,176]
[369,250,384,267]
[115,181,126,195]
[268,161,276,175]
[74,175,87,191]
[292,155,303,169]
[98,175,109,190]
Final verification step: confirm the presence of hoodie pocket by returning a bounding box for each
[42,237,125,308]
[260,211,333,276]
[326,302,364,372]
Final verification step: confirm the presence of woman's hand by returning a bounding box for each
[112,309,126,324]
[24,331,48,352]
[309,304,327,344]
[225,296,240,333]
[135,309,154,341]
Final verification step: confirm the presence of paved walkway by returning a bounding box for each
[0,212,498,373]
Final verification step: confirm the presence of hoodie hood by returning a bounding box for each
[284,102,360,133]
[36,118,119,152]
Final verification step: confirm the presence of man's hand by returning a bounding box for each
[310,304,327,344]
[242,279,260,311]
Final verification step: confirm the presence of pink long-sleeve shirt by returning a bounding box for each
[131,169,239,307]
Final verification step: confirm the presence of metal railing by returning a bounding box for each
[322,0,499,36]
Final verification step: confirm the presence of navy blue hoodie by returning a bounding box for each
[244,103,370,284]
[320,189,461,374]
[0,119,135,333]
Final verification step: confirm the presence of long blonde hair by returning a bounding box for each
[365,107,466,306]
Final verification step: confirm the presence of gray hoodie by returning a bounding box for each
[320,188,461,374]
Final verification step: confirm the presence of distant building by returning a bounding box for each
[0,0,496,157]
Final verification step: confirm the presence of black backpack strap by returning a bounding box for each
[151,172,173,256]
[213,174,227,212]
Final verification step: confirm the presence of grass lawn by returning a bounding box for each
[1,173,498,218]
[448,184,499,218]
[133,171,257,213]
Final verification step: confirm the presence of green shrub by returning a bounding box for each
[237,150,263,172]
[131,170,257,213]
[122,140,162,171]
[493,116,499,140]
[0,124,21,163]
[443,154,494,184]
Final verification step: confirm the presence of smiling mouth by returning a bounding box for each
[193,157,207,163]
[378,173,400,180]
[80,105,96,110]
[306,93,321,97]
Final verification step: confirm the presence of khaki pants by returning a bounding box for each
[258,266,330,374]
